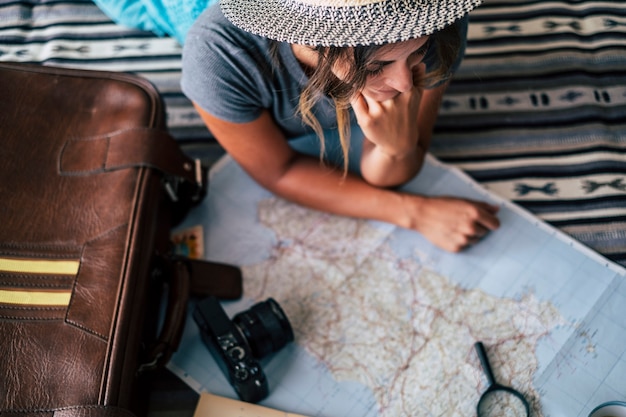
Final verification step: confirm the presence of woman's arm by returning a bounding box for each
[195,103,398,216]
[195,103,500,252]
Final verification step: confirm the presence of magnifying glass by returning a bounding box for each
[475,341,531,417]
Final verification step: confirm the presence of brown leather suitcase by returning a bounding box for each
[0,62,237,417]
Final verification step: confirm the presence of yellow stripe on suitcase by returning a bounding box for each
[0,256,79,306]
[0,289,72,306]
[0,257,79,275]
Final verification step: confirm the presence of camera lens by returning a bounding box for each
[233,298,294,359]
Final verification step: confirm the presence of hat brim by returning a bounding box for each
[220,0,482,47]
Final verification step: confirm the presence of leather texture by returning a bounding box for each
[0,63,200,416]
[0,405,137,417]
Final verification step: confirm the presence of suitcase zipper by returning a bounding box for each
[0,256,79,307]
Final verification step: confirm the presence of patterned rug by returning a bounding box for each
[431,0,626,266]
[1,0,624,267]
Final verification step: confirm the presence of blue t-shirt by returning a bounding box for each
[182,3,467,139]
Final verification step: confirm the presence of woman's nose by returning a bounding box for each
[385,62,415,93]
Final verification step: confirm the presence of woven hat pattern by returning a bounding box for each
[221,0,481,46]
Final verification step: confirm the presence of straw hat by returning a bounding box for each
[220,0,481,47]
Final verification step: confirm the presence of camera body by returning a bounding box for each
[193,296,294,403]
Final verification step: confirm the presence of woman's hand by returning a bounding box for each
[354,64,442,187]
[351,67,424,159]
[401,194,501,252]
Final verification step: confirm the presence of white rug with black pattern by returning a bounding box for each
[431,0,626,266]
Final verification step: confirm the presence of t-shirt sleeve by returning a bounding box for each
[181,4,271,123]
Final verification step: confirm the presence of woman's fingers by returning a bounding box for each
[410,196,501,252]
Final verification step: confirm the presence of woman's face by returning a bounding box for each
[334,37,431,102]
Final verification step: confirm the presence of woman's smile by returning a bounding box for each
[360,37,430,101]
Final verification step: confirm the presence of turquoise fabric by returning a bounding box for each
[92,0,216,44]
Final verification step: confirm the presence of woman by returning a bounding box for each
[182,0,500,252]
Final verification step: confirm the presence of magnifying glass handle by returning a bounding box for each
[475,341,497,386]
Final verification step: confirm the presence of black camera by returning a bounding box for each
[193,296,294,403]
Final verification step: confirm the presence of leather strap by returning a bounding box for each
[59,128,205,203]
[185,258,243,300]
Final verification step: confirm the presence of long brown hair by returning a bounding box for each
[274,23,461,174]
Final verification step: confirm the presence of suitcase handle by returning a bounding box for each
[139,256,243,372]
[139,259,190,373]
